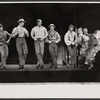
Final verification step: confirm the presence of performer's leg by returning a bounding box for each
[4,44,8,61]
[34,42,41,67]
[0,46,6,67]
[67,46,74,65]
[3,45,9,67]
[39,42,44,67]
[49,43,55,68]
[16,39,23,67]
[73,46,77,66]
[22,40,28,66]
[54,43,58,67]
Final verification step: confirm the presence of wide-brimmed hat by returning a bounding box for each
[69,24,74,28]
[48,24,56,28]
[17,19,26,23]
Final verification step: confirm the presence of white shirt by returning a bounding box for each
[76,33,89,44]
[12,26,28,37]
[48,30,61,43]
[31,26,48,39]
[64,30,77,46]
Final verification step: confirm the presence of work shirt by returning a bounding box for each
[64,30,77,46]
[85,34,98,54]
[0,31,9,44]
[31,26,48,40]
[48,30,61,43]
[76,33,89,45]
[12,26,28,37]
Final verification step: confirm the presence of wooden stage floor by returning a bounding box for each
[0,64,92,71]
[0,64,99,83]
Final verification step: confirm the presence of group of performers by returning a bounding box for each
[0,18,100,69]
[64,25,100,69]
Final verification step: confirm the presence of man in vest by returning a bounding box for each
[7,19,29,69]
[31,19,48,69]
[64,24,77,68]
[47,24,61,69]
[0,23,11,68]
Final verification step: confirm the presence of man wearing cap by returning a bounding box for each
[31,19,48,69]
[47,24,61,69]
[64,24,77,68]
[8,19,29,69]
[0,23,11,68]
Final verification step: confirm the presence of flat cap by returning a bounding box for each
[17,19,26,23]
[36,19,42,23]
[48,24,56,28]
[69,24,74,28]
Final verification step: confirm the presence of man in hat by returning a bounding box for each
[31,19,48,69]
[46,24,61,69]
[0,23,11,68]
[8,19,29,69]
[64,24,77,68]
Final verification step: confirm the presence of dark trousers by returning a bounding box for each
[49,42,58,66]
[67,45,76,65]
[16,38,28,66]
[34,41,44,66]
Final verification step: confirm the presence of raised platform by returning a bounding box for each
[0,64,99,83]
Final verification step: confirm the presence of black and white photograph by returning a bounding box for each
[0,1,100,83]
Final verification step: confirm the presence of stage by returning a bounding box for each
[0,64,99,83]
[0,64,83,71]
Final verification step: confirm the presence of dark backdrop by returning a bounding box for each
[0,3,100,64]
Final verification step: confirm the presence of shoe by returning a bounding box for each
[0,66,6,69]
[88,63,94,69]
[52,65,57,69]
[66,64,70,68]
[36,65,40,69]
[18,64,24,69]
[74,64,77,68]
[40,65,44,69]
[50,64,54,69]
[2,66,6,69]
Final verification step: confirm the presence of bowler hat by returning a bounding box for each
[17,19,26,23]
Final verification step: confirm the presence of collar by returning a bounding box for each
[36,25,43,28]
[18,25,23,28]
[49,30,55,32]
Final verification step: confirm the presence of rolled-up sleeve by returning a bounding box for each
[55,32,61,43]
[12,28,16,34]
[82,34,89,41]
[64,32,72,46]
[24,28,29,34]
[43,28,48,39]
[11,28,19,37]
